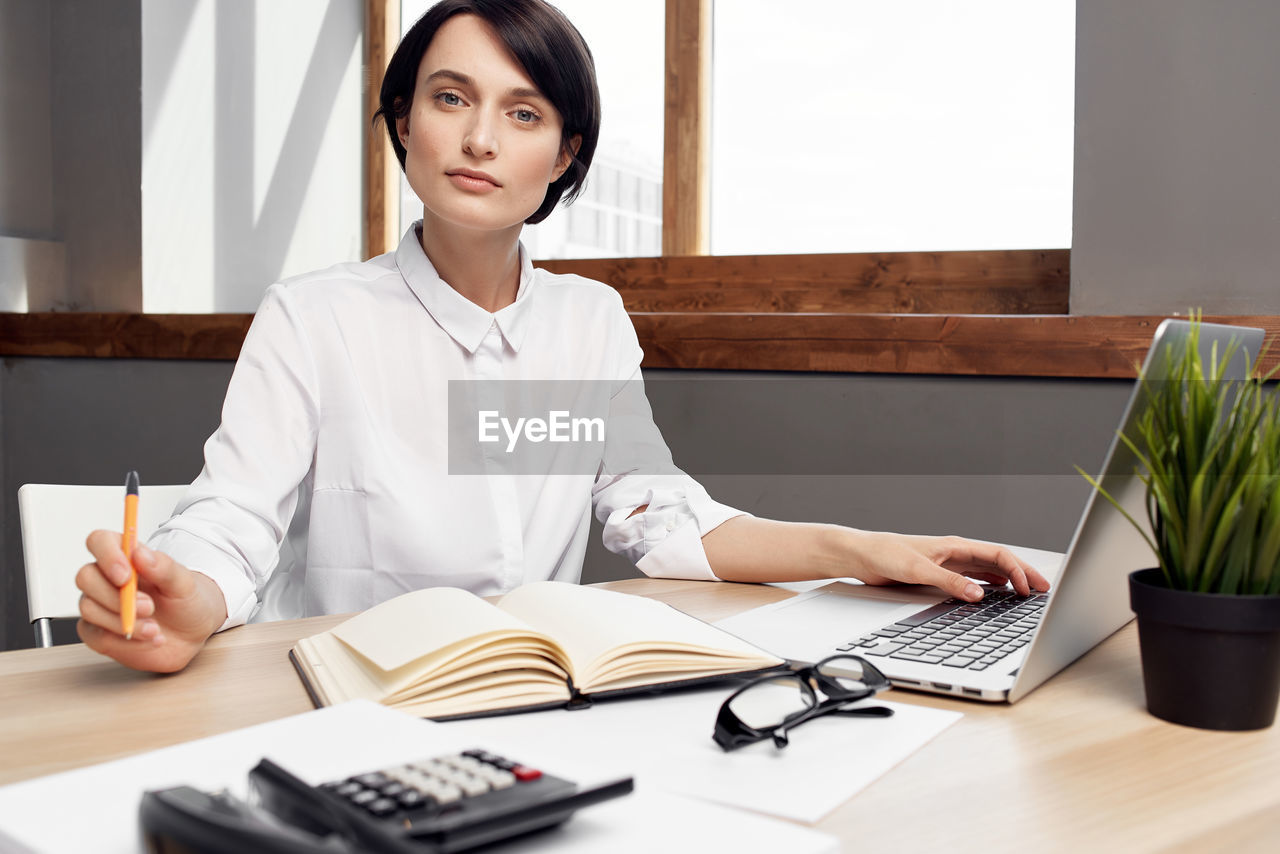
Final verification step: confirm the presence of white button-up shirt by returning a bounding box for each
[150,226,744,629]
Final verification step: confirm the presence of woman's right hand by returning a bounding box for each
[76,531,228,673]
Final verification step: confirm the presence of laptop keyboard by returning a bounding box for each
[839,589,1048,671]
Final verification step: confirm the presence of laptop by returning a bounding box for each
[717,319,1265,703]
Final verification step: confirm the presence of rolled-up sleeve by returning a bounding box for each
[148,284,320,630]
[592,305,747,581]
[600,481,746,581]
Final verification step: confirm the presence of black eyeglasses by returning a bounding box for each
[713,655,893,751]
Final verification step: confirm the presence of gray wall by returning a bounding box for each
[1071,0,1280,314]
[1,357,233,649]
[0,359,1131,652]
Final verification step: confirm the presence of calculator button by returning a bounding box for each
[433,783,463,804]
[378,781,407,798]
[457,777,490,797]
[397,789,429,810]
[351,789,379,806]
[481,769,516,790]
[367,797,398,817]
[334,781,362,797]
[511,765,542,783]
[432,768,467,787]
[412,759,449,775]
[353,772,391,789]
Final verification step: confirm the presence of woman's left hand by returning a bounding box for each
[844,531,1051,602]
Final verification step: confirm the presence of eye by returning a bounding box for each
[513,108,541,124]
[436,91,464,107]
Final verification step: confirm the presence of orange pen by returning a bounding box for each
[121,471,140,639]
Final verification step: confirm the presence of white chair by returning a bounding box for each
[18,483,189,647]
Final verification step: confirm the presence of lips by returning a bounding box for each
[446,168,501,188]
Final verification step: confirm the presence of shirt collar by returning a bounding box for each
[395,223,537,355]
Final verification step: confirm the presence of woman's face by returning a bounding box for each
[397,14,574,237]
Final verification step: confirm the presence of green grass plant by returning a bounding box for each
[1079,315,1280,595]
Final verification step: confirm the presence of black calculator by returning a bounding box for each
[139,749,634,854]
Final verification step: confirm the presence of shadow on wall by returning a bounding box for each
[211,0,359,311]
[142,0,363,313]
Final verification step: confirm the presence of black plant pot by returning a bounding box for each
[1129,568,1280,731]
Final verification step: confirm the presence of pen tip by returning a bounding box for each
[126,471,140,493]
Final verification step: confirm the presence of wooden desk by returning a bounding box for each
[2,579,1277,851]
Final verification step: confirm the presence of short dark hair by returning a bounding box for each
[374,0,600,225]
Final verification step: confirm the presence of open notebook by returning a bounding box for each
[290,581,785,719]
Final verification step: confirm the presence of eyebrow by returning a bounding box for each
[423,69,545,101]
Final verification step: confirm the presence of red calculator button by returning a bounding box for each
[511,765,542,782]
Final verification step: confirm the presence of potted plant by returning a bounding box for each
[1081,316,1280,730]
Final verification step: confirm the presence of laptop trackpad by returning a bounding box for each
[716,589,925,663]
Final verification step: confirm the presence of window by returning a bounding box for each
[384,0,1075,261]
[710,0,1076,254]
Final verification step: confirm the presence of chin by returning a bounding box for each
[425,205,535,235]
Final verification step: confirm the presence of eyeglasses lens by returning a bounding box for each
[727,676,815,729]
[814,657,878,693]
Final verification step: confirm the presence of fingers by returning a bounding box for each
[76,565,156,630]
[78,595,160,641]
[932,538,1051,595]
[76,559,124,608]
[85,529,132,587]
[76,620,168,668]
[78,529,160,640]
[1024,565,1052,592]
[964,571,1015,587]
[852,531,1052,605]
[941,538,1030,594]
[76,560,154,613]
[132,543,193,598]
[84,530,191,597]
[894,550,987,602]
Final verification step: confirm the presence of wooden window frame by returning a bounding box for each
[8,1,1279,378]
[365,0,401,260]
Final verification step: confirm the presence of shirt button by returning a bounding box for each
[665,520,676,532]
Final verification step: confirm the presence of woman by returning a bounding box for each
[76,0,1048,673]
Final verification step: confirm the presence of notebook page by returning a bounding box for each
[331,586,544,672]
[497,582,782,688]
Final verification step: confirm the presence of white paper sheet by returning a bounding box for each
[0,701,837,854]
[440,688,961,825]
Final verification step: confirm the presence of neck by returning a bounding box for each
[418,213,524,313]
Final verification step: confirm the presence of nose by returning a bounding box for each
[463,108,498,159]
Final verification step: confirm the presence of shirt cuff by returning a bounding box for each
[614,487,747,581]
[147,530,259,631]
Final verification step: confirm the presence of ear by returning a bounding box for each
[552,134,583,182]
[396,113,411,149]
